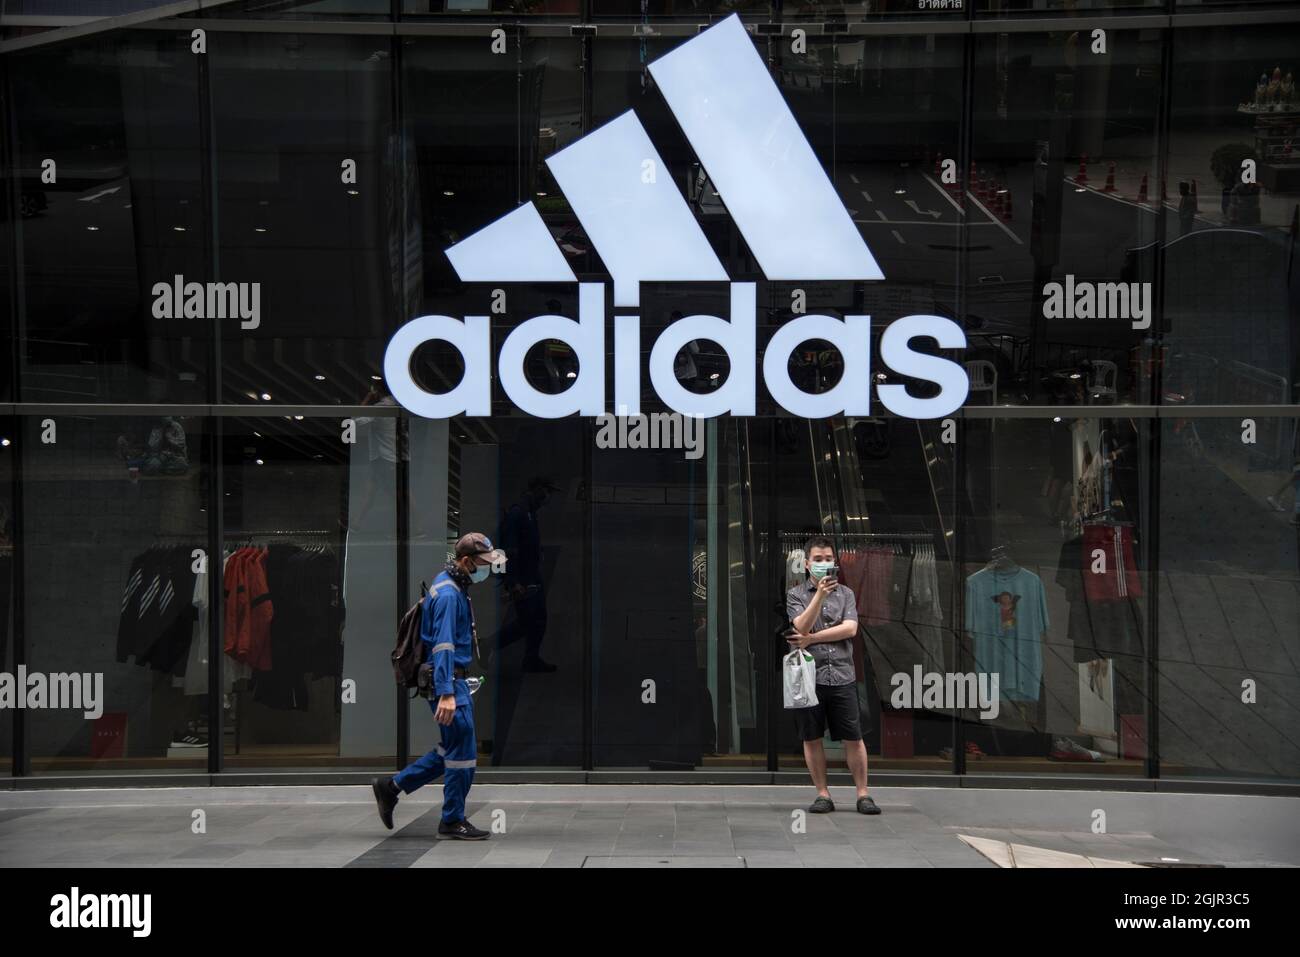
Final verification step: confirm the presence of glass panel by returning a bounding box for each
[970,29,1164,407]
[0,417,12,768]
[209,32,398,405]
[960,415,1153,775]
[1162,25,1300,407]
[1158,417,1299,781]
[592,417,765,769]
[11,31,209,404]
[221,415,394,771]
[774,414,958,773]
[21,413,209,774]
[447,417,584,768]
[401,35,522,318]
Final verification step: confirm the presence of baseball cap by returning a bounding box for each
[455,532,504,565]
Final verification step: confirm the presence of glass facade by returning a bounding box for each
[0,4,1296,786]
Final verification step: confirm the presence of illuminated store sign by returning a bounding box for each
[385,14,969,420]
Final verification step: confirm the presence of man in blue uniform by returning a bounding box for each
[371,532,503,840]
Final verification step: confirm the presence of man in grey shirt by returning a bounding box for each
[786,535,880,815]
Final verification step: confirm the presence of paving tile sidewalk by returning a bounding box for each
[0,785,1294,868]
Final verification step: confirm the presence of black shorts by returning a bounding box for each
[793,683,863,742]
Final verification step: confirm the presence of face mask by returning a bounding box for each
[469,563,490,584]
[809,561,835,580]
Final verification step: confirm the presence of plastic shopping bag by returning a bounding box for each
[783,647,819,709]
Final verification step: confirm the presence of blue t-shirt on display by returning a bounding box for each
[964,565,1048,702]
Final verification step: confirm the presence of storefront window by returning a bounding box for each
[10,31,209,405]
[20,413,209,773]
[221,414,395,771]
[210,32,398,406]
[970,28,1164,407]
[1163,25,1300,407]
[1158,416,1299,779]
[959,414,1152,775]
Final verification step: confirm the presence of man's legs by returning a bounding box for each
[439,702,477,824]
[802,738,830,798]
[844,737,870,798]
[392,700,448,794]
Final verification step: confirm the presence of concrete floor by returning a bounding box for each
[0,785,1295,868]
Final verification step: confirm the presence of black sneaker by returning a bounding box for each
[437,818,489,840]
[856,796,882,815]
[809,795,835,814]
[371,777,398,830]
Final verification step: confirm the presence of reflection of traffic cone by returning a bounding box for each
[1103,162,1116,193]
[1074,155,1089,185]
[1136,173,1149,204]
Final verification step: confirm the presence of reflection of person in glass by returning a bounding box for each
[371,533,502,841]
[498,476,560,673]
[786,536,881,816]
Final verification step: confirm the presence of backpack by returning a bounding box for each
[391,583,428,694]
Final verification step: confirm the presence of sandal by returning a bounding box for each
[808,795,835,813]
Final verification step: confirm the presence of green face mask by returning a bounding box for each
[809,560,835,580]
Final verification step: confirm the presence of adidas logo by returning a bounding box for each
[384,14,968,421]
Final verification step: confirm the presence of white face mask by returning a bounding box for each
[469,563,490,584]
[809,560,835,580]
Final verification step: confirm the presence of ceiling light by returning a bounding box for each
[86,226,100,231]
[173,226,186,232]
[314,375,326,381]
[255,458,264,465]
[261,392,272,400]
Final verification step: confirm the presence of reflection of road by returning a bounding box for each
[830,161,1215,333]
[1163,441,1298,578]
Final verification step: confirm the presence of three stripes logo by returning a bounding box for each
[385,14,968,421]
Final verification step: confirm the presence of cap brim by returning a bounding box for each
[478,548,505,564]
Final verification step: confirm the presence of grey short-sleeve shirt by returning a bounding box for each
[786,578,858,687]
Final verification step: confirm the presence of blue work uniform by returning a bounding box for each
[392,570,477,823]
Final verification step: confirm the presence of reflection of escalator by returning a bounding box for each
[808,415,953,551]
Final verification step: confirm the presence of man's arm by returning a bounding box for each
[425,595,456,698]
[798,620,857,644]
[790,590,823,635]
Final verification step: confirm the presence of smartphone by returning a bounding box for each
[825,565,839,583]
